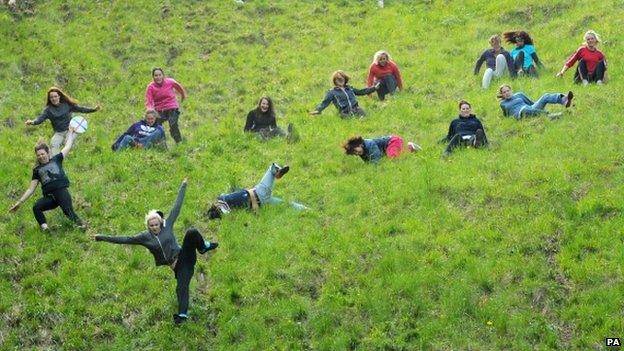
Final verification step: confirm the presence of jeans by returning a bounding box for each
[376,74,397,100]
[116,129,165,150]
[340,106,366,119]
[521,93,563,116]
[482,54,508,89]
[157,109,182,143]
[174,228,210,315]
[32,187,82,225]
[50,131,68,156]
[574,59,606,83]
[254,165,306,210]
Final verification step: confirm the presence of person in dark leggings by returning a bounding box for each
[145,68,187,144]
[556,30,607,85]
[9,127,84,230]
[503,31,543,77]
[244,96,297,142]
[441,100,488,157]
[367,50,404,100]
[95,179,218,325]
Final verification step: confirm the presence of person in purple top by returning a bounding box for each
[145,68,187,144]
[95,178,218,325]
[474,34,516,89]
[111,110,166,151]
[25,86,100,155]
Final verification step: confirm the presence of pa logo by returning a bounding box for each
[606,337,621,347]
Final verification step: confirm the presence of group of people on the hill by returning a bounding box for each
[7,28,608,324]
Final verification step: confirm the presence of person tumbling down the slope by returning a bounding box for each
[310,70,378,118]
[342,135,421,163]
[498,84,574,119]
[207,163,306,219]
[441,100,488,158]
[111,110,166,151]
[94,178,218,325]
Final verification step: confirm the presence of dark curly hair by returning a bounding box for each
[502,31,534,45]
[343,136,365,155]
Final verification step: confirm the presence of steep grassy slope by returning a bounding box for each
[1,1,623,350]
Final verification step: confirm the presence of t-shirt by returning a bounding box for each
[32,153,70,195]
[511,44,536,69]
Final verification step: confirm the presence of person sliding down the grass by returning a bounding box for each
[474,34,516,89]
[207,163,306,219]
[503,31,543,78]
[111,110,166,151]
[556,30,608,85]
[25,86,100,155]
[310,70,378,118]
[94,178,218,325]
[145,67,187,144]
[441,100,488,158]
[244,96,298,143]
[342,135,421,163]
[367,50,404,100]
[498,84,574,119]
[9,127,85,231]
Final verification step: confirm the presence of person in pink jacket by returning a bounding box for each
[145,68,187,143]
[367,50,404,101]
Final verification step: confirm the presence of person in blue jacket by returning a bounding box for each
[310,70,378,118]
[441,100,488,157]
[112,110,165,151]
[498,84,574,119]
[343,135,420,163]
[503,31,543,77]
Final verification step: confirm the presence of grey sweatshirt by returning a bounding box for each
[32,102,97,132]
[95,183,186,266]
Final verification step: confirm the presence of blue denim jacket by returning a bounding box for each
[315,85,376,115]
[500,93,533,118]
[360,136,391,163]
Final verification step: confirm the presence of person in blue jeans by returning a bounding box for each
[498,84,574,119]
[310,70,378,118]
[112,110,166,151]
[207,163,306,219]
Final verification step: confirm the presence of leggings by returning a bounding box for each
[174,228,210,315]
[157,109,182,143]
[32,187,82,225]
[574,59,606,83]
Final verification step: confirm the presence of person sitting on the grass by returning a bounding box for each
[310,70,378,118]
[342,135,420,163]
[207,163,306,219]
[441,100,488,157]
[498,84,574,119]
[94,178,218,325]
[244,96,297,142]
[367,50,404,100]
[503,31,543,77]
[556,30,607,85]
[474,34,516,89]
[25,86,100,155]
[9,127,85,231]
[112,110,166,151]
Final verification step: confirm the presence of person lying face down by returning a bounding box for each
[207,163,306,219]
[343,135,420,163]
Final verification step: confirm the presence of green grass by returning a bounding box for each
[1,0,623,349]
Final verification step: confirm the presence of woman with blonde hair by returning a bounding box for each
[556,30,607,85]
[95,178,219,325]
[25,86,100,155]
[310,70,377,118]
[474,35,516,89]
[367,50,403,100]
[498,84,573,119]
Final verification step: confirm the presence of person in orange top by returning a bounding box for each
[556,30,607,85]
[367,50,403,100]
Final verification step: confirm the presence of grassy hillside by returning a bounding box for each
[1,0,623,350]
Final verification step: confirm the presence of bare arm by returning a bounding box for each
[60,128,77,158]
[172,81,187,101]
[9,180,39,213]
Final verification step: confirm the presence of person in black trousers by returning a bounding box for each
[441,100,488,157]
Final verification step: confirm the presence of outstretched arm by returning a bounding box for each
[531,52,544,68]
[8,180,39,213]
[60,128,77,158]
[166,178,188,225]
[72,104,100,114]
[310,90,333,115]
[26,109,49,126]
[172,81,187,102]
[94,232,147,245]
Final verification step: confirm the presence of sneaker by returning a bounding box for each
[272,163,290,179]
[199,241,218,254]
[442,151,451,158]
[564,91,574,108]
[407,142,421,152]
[173,314,188,325]
[41,223,49,231]
[77,222,88,230]
[474,129,485,148]
[582,79,589,86]
[596,80,603,85]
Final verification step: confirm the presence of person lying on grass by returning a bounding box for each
[498,84,574,119]
[244,96,298,142]
[207,163,306,219]
[310,70,378,118]
[441,100,488,158]
[25,86,100,155]
[342,135,420,163]
[556,30,608,85]
[111,110,166,151]
[9,127,86,231]
[94,178,218,325]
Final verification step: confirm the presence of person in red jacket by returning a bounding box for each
[367,50,403,100]
[556,30,607,85]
